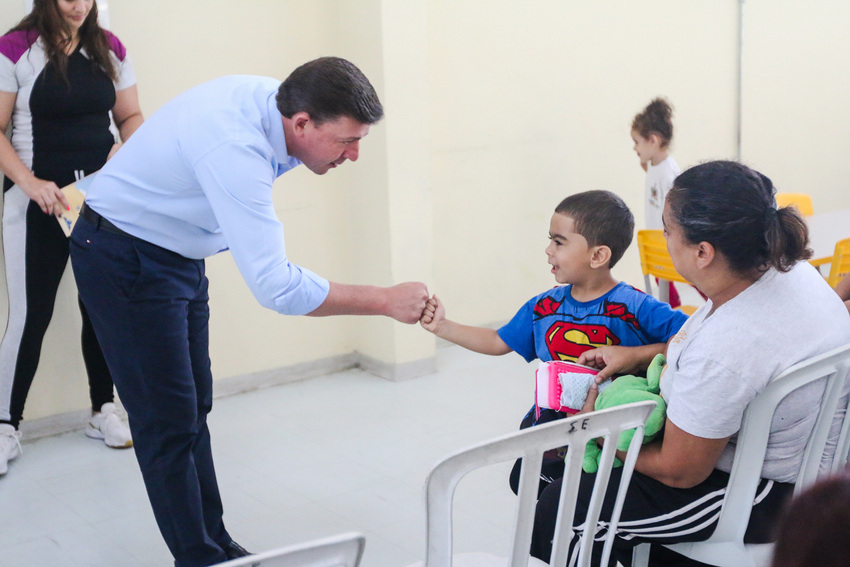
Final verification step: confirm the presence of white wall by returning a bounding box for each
[1,0,848,424]
[741,0,850,212]
[426,0,742,325]
[0,0,369,422]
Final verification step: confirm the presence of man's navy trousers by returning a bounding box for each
[70,209,232,567]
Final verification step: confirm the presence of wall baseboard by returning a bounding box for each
[357,352,437,381]
[211,353,361,399]
[19,408,94,442]
[19,351,437,441]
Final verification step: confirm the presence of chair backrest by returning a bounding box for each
[422,401,657,567]
[712,345,850,543]
[775,193,814,216]
[215,532,366,567]
[827,238,850,288]
[645,344,850,567]
[636,229,691,294]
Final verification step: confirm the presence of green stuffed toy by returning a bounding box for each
[582,353,667,473]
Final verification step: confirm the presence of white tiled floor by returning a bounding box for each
[0,344,536,566]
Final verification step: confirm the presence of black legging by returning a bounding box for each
[0,184,114,427]
[530,467,792,567]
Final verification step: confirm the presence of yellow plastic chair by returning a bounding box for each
[775,193,814,216]
[809,255,832,273]
[636,230,697,314]
[826,238,850,288]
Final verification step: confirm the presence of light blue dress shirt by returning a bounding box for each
[84,75,330,316]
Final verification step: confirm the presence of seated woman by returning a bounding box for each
[530,160,850,566]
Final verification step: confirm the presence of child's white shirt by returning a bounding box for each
[644,155,681,229]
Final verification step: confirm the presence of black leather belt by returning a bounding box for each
[80,202,132,237]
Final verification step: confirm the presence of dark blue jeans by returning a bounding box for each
[70,213,231,567]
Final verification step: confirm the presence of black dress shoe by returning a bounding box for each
[224,541,252,559]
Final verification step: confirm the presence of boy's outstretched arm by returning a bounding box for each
[420,295,512,356]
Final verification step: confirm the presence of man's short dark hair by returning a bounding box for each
[555,190,635,268]
[276,56,384,125]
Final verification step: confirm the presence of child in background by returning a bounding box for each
[631,97,682,307]
[420,190,688,494]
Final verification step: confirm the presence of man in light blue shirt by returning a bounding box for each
[69,57,428,567]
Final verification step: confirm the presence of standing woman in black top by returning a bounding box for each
[0,0,143,475]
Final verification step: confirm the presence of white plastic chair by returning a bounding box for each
[412,400,657,567]
[214,532,365,567]
[632,343,850,567]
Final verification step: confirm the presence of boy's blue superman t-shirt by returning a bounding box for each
[498,282,688,363]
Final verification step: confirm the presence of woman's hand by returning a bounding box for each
[578,344,665,382]
[112,85,144,142]
[19,176,69,216]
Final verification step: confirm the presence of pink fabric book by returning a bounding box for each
[535,360,609,416]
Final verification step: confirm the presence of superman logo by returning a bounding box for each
[545,322,621,361]
[603,301,641,330]
[534,296,562,317]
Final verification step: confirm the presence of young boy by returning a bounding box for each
[420,190,688,493]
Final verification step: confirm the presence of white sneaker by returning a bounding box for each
[86,403,133,448]
[0,423,22,475]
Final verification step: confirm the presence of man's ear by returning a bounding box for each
[695,241,716,269]
[290,112,311,136]
[590,245,612,269]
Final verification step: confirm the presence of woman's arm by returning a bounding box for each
[630,418,731,488]
[110,85,144,154]
[0,91,68,215]
[579,382,727,489]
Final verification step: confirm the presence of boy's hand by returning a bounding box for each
[418,297,512,355]
[419,294,445,333]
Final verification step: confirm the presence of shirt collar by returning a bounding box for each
[265,91,302,176]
